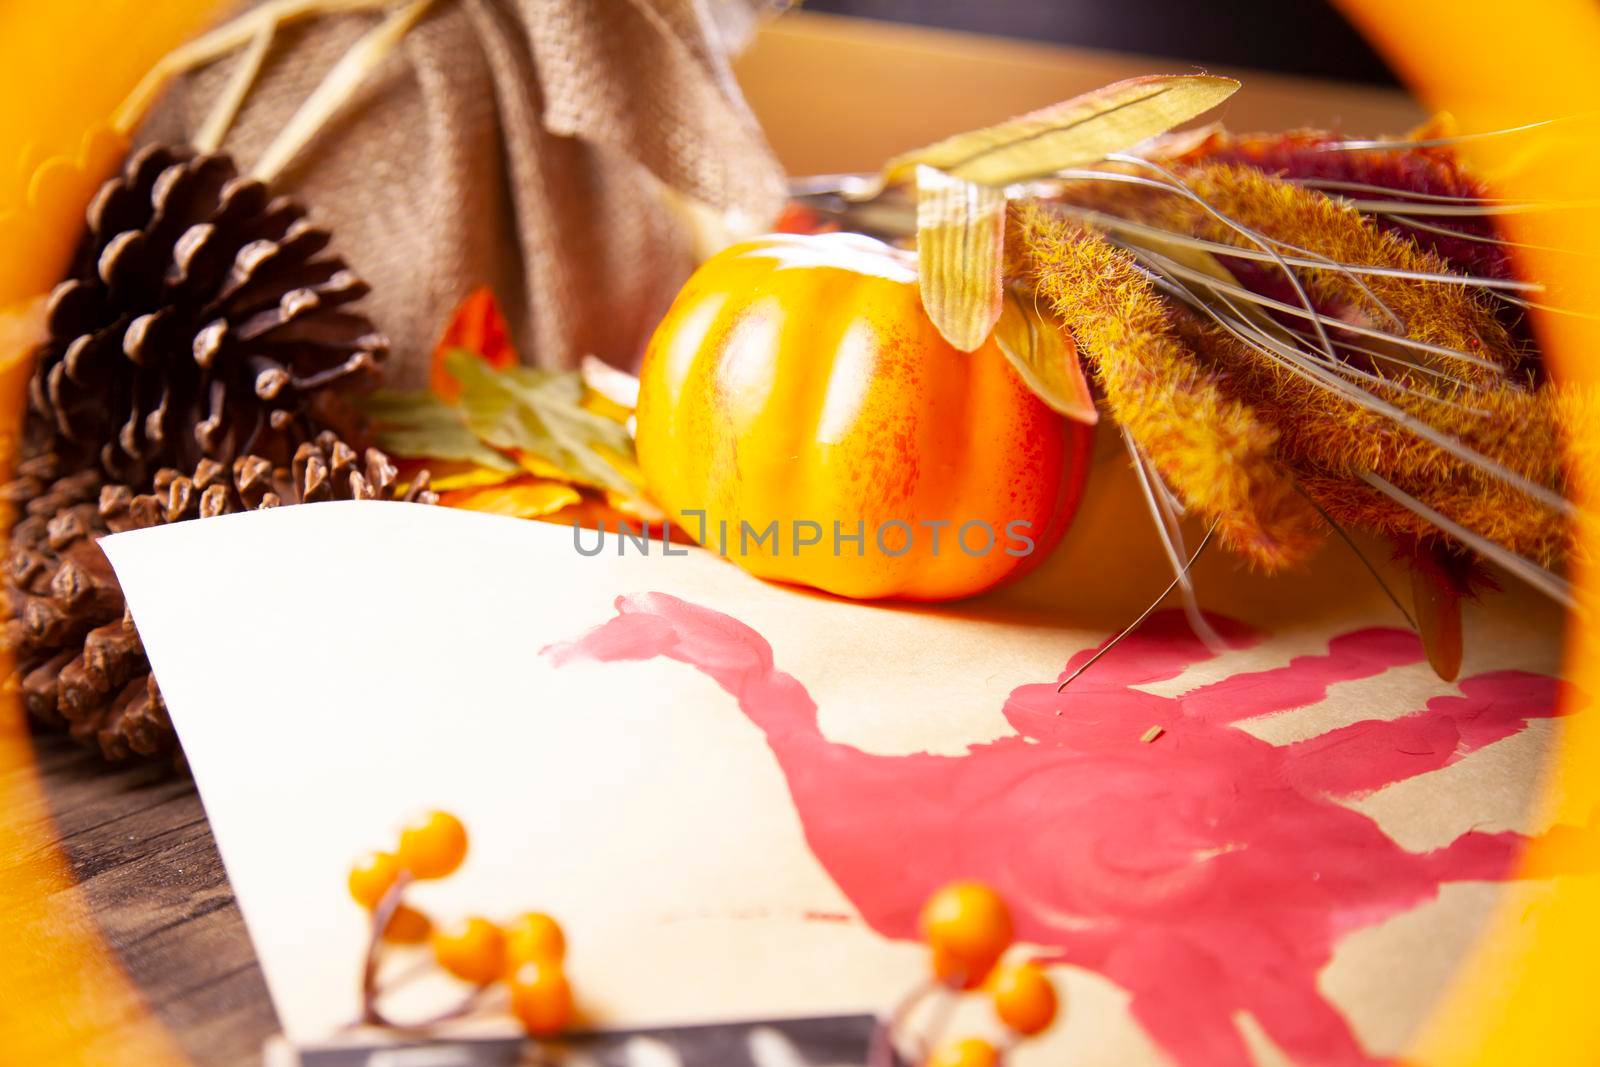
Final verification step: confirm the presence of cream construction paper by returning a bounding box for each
[99,498,1575,1066]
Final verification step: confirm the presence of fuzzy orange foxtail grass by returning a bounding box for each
[1013,205,1322,569]
[1047,163,1570,565]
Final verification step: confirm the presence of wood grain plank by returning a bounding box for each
[31,732,277,1067]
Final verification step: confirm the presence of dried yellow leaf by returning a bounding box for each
[992,287,1098,424]
[514,451,574,481]
[579,354,640,424]
[885,75,1240,188]
[415,461,523,493]
[916,165,1007,352]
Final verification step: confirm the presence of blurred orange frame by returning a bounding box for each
[2,1,1598,1064]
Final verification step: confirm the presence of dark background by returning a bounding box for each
[800,0,1396,85]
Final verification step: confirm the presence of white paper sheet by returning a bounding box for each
[101,500,1570,1065]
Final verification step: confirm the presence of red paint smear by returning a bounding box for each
[546,595,1573,1067]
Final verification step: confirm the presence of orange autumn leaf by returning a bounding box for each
[773,201,839,235]
[402,457,521,494]
[431,285,517,401]
[600,487,666,524]
[536,495,693,545]
[440,479,582,519]
[512,451,572,482]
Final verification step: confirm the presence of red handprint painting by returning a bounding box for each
[547,593,1579,1067]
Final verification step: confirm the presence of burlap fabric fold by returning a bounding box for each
[139,0,788,384]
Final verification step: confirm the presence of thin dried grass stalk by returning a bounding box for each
[1191,313,1570,564]
[1192,164,1519,372]
[1013,204,1322,569]
[1052,163,1522,383]
[1297,469,1568,569]
[1163,124,1514,283]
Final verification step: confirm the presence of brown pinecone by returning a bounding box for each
[30,143,386,485]
[1,433,435,763]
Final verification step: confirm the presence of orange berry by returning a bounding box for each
[382,903,433,944]
[508,959,573,1036]
[926,1037,1001,1067]
[989,962,1058,1036]
[397,811,468,880]
[921,882,1012,986]
[432,916,506,985]
[505,912,566,966]
[348,851,402,910]
[931,944,995,990]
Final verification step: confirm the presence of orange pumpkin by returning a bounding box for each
[634,232,1094,601]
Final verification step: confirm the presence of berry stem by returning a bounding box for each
[367,951,435,995]
[914,985,960,1065]
[359,871,414,1024]
[870,976,941,1067]
[362,985,497,1034]
[354,873,498,1033]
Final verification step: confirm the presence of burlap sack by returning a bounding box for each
[139,0,788,385]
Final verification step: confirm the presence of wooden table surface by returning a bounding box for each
[30,734,278,1064]
[11,14,1425,1067]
